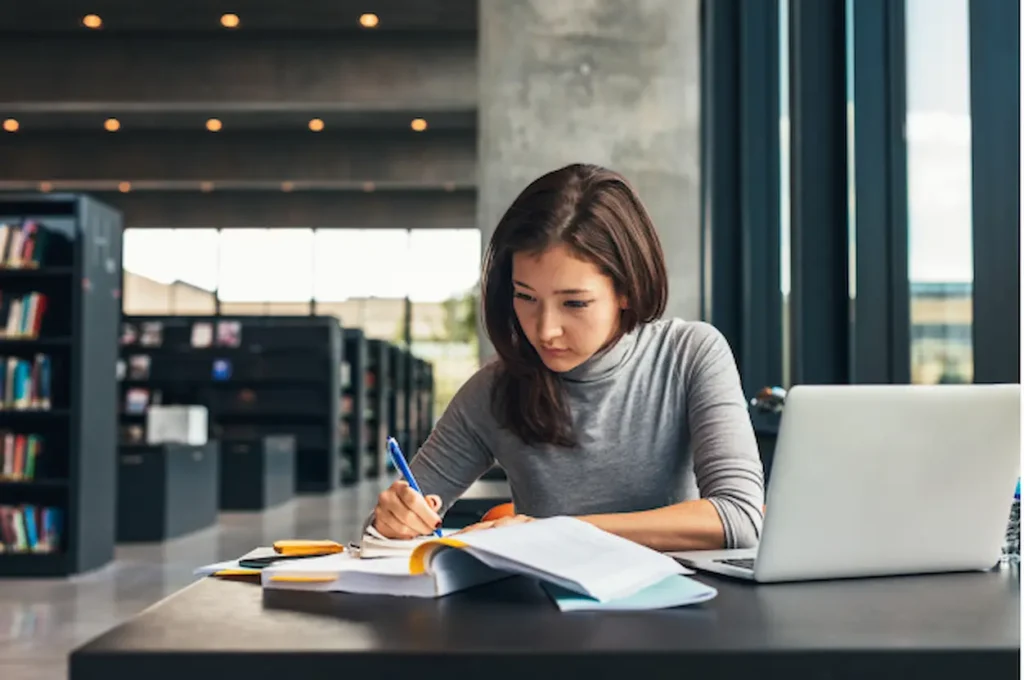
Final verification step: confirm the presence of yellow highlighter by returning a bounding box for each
[273,539,345,556]
[263,540,346,583]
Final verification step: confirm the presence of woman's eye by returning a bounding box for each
[513,292,535,302]
[564,300,591,309]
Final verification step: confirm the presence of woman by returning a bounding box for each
[371,163,764,552]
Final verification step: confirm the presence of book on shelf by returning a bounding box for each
[0,432,42,480]
[0,354,51,410]
[127,354,151,380]
[0,221,49,270]
[0,504,62,554]
[0,291,47,339]
[121,321,164,348]
[124,387,151,414]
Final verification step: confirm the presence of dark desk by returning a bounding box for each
[70,567,1019,680]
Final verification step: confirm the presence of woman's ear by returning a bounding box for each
[618,294,629,310]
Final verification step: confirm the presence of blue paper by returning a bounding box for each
[542,574,718,611]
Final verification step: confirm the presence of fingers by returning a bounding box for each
[426,494,442,512]
[374,481,441,538]
[376,505,430,539]
[396,484,441,528]
[373,510,414,540]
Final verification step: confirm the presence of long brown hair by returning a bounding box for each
[481,163,668,448]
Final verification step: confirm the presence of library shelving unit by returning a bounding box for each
[413,358,436,448]
[118,315,341,495]
[364,338,391,479]
[388,344,411,458]
[0,193,122,577]
[340,327,367,485]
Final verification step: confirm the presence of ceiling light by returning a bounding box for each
[281,181,294,192]
[118,181,131,193]
[206,118,223,132]
[199,181,214,193]
[362,182,375,192]
[410,118,428,132]
[104,118,120,132]
[359,13,379,28]
[2,119,19,133]
[308,118,325,132]
[82,14,103,29]
[39,182,53,193]
[221,13,240,28]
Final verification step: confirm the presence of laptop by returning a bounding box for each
[673,384,1021,583]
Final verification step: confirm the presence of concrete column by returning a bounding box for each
[477,0,702,356]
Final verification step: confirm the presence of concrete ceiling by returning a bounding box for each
[4,0,478,32]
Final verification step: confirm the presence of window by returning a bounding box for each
[905,0,973,384]
[778,0,791,389]
[122,229,218,314]
[219,229,314,314]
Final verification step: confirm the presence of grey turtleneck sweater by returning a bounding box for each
[403,318,765,548]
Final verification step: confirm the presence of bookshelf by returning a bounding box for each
[0,193,122,577]
[365,338,391,479]
[413,358,436,448]
[117,315,341,495]
[388,344,411,458]
[340,328,366,485]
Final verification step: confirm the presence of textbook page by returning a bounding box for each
[541,574,717,611]
[454,516,692,602]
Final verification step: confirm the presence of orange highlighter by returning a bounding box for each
[211,540,345,577]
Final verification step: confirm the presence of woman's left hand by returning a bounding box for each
[454,514,535,534]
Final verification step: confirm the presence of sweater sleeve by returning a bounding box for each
[683,323,765,548]
[361,364,497,535]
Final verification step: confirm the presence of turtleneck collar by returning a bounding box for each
[560,326,638,383]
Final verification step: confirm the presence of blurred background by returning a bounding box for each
[0,0,1018,677]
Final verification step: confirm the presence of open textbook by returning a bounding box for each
[261,516,708,606]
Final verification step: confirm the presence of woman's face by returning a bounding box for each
[511,243,625,373]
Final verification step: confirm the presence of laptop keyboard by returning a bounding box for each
[715,557,756,570]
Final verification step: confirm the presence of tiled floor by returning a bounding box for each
[0,479,392,680]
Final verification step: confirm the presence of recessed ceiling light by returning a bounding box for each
[281,181,294,192]
[82,14,103,29]
[221,13,240,28]
[206,118,223,132]
[200,181,214,193]
[39,182,53,193]
[104,118,120,132]
[410,118,428,132]
[2,119,19,133]
[359,13,379,28]
[308,118,325,132]
[118,181,131,193]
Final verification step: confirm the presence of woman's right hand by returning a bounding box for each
[372,480,443,539]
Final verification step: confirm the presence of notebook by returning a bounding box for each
[263,516,695,603]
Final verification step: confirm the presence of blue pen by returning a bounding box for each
[387,436,443,537]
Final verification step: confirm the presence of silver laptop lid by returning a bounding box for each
[754,384,1020,582]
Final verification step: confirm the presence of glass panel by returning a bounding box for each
[779,0,791,388]
[219,228,314,315]
[408,229,481,421]
[122,229,218,314]
[905,0,973,384]
[313,229,411,302]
